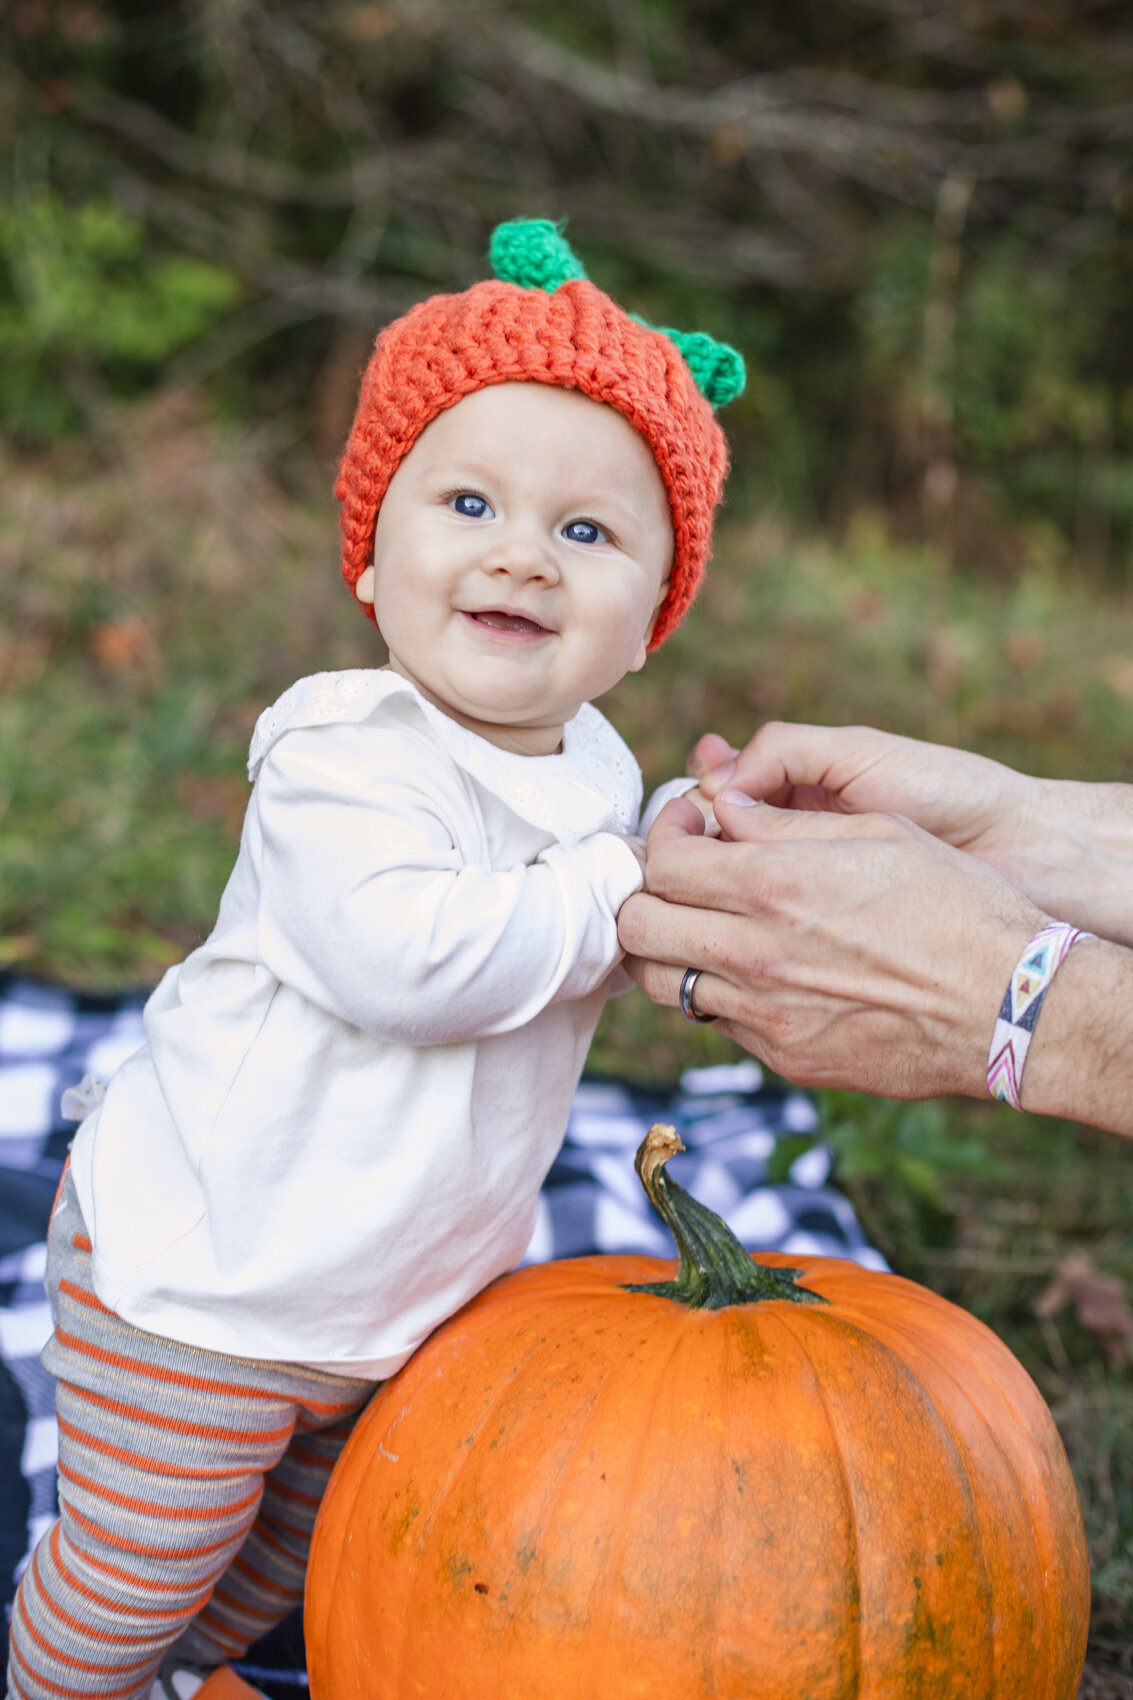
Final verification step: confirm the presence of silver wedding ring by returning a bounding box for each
[679,967,714,1024]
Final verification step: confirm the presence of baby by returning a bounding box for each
[6,221,742,1700]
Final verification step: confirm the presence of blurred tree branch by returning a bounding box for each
[10,0,1129,306]
[2,0,1131,559]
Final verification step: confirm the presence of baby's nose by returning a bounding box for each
[481,532,560,582]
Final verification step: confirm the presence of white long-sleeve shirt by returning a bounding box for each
[69,671,644,1379]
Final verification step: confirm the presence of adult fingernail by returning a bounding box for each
[705,758,736,785]
[718,787,757,808]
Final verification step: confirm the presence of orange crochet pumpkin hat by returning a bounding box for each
[336,220,744,648]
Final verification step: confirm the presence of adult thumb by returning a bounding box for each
[712,788,836,843]
[714,787,905,845]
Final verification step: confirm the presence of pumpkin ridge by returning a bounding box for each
[524,1317,645,1668]
[308,1439,356,1682]
[384,1414,429,1691]
[383,1285,680,1689]
[320,1388,415,1679]
[578,1315,692,1684]
[359,1397,422,1696]
[823,1301,1064,1681]
[830,1290,1053,1440]
[361,1302,549,1693]
[838,1284,1089,1631]
[903,1330,1055,1682]
[765,1308,865,1697]
[776,1304,1000,1690]
[386,1306,579,1688]
[487,1299,679,1660]
[393,1391,495,1689]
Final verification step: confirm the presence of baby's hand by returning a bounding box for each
[686,732,740,797]
[681,786,720,835]
[638,777,720,839]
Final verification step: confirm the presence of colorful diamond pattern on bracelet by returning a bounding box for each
[986,921,1093,1109]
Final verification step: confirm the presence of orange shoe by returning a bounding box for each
[151,1659,268,1699]
[196,1671,269,1700]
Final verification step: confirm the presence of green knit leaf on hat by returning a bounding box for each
[658,327,746,409]
[488,219,745,410]
[489,219,588,292]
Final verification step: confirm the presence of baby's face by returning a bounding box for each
[354,382,674,756]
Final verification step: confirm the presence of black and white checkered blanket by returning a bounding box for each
[0,972,882,1694]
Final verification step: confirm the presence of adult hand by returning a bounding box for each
[688,724,1033,859]
[684,723,1133,948]
[619,790,1046,1101]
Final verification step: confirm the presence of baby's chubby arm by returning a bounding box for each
[251,722,643,1044]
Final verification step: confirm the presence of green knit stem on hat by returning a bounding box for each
[656,326,746,410]
[488,218,745,411]
[489,219,588,292]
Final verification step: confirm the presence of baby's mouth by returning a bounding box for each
[468,609,549,635]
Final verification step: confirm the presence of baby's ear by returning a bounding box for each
[629,576,671,673]
[354,566,376,606]
[646,573,672,638]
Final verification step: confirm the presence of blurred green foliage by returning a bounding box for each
[769,1093,1004,1256]
[0,189,239,434]
[861,225,1123,536]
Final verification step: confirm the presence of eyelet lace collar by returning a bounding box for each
[247,670,642,842]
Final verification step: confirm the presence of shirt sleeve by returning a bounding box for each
[639,775,701,836]
[252,720,643,1044]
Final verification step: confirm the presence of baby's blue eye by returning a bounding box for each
[451,493,492,519]
[562,519,606,545]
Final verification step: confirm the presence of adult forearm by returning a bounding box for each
[1000,781,1133,948]
[1019,936,1133,1136]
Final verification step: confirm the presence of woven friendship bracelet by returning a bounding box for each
[986,921,1094,1109]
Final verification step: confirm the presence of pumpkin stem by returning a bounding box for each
[625,1125,827,1310]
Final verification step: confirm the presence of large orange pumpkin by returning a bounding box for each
[305,1126,1090,1699]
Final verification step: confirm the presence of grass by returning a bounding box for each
[1,389,1131,1678]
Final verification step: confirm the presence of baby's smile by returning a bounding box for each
[465,607,554,638]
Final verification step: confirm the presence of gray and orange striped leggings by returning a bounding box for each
[6,1172,377,1700]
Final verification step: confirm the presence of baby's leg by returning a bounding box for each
[6,1176,372,1700]
[171,1412,364,1667]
